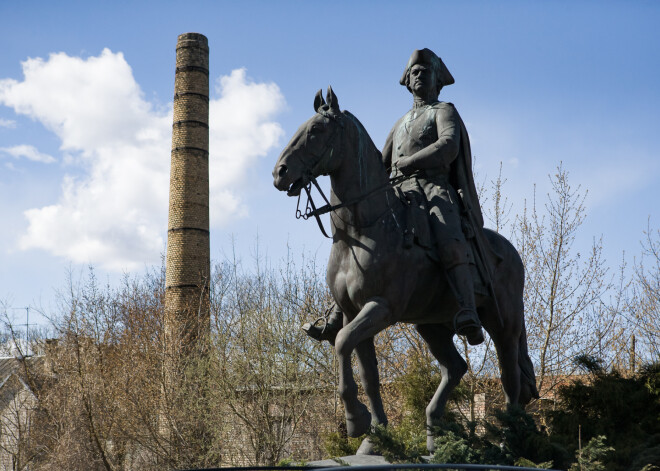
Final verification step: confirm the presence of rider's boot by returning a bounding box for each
[302,305,342,345]
[447,263,485,345]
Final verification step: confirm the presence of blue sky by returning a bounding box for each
[0,1,658,327]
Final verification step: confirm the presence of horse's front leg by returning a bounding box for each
[354,338,387,455]
[356,338,387,427]
[335,297,391,438]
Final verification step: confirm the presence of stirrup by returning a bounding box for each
[301,306,341,345]
[301,321,340,345]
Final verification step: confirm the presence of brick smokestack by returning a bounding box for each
[165,33,210,350]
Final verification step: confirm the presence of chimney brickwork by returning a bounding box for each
[165,32,210,348]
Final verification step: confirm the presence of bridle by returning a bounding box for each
[294,109,414,238]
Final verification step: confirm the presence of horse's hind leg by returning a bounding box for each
[493,336,521,406]
[483,301,522,406]
[416,323,467,452]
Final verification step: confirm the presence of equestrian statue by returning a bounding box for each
[272,48,538,454]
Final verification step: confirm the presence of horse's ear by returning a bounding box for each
[326,85,340,112]
[314,89,325,112]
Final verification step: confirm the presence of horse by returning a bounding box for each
[272,87,538,453]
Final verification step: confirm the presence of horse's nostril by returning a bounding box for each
[278,165,288,178]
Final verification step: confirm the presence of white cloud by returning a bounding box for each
[209,68,285,224]
[0,144,55,163]
[0,50,284,271]
[0,118,15,128]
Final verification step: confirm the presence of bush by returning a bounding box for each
[550,360,660,471]
[568,436,613,471]
[429,431,482,465]
[485,405,567,467]
[321,430,361,458]
[366,424,426,463]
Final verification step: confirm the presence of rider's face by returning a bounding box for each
[409,64,436,96]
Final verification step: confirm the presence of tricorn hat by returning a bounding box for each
[400,48,454,93]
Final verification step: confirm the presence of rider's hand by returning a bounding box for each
[396,157,416,176]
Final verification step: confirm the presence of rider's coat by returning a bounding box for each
[384,101,484,268]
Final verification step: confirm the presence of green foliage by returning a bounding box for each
[429,431,482,465]
[574,354,605,374]
[514,457,554,469]
[629,441,660,471]
[485,406,566,467]
[549,361,660,470]
[568,436,613,471]
[428,418,505,465]
[367,424,426,463]
[394,350,442,430]
[642,362,660,396]
[277,457,293,466]
[321,430,361,458]
[277,457,307,467]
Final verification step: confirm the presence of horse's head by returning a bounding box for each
[273,86,344,196]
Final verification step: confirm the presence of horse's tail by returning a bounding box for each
[518,323,539,405]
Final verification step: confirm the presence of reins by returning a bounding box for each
[294,107,416,238]
[295,172,414,239]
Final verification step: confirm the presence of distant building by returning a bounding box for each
[0,356,43,471]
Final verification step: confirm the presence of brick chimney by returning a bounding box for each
[165,32,210,351]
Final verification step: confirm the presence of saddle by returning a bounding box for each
[394,186,492,297]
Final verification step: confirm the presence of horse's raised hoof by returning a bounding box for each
[346,403,371,437]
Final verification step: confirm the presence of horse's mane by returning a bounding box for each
[342,110,385,191]
[342,110,380,159]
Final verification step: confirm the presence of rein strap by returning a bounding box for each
[295,172,415,239]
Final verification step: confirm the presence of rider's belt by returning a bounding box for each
[419,169,450,181]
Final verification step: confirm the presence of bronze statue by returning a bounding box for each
[273,49,538,453]
[304,48,490,347]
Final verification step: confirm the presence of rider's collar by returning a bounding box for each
[412,99,439,110]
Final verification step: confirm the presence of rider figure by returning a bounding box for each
[303,48,485,346]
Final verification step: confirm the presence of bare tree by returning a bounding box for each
[512,165,616,407]
[210,250,336,465]
[630,222,660,365]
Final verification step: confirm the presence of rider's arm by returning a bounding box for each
[382,127,394,175]
[396,104,460,175]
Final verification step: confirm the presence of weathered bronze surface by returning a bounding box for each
[273,49,538,453]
